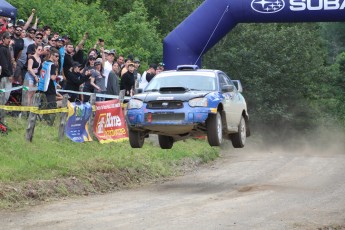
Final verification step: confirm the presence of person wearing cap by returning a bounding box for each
[138,64,157,89]
[12,26,24,83]
[120,62,135,96]
[90,59,106,101]
[64,62,89,102]
[82,54,97,102]
[6,23,14,36]
[102,48,115,90]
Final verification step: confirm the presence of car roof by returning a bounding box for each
[159,69,221,76]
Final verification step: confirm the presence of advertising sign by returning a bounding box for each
[65,102,93,142]
[94,99,128,143]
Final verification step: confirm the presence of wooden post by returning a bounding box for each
[0,91,5,122]
[58,94,69,141]
[88,93,96,139]
[26,93,41,142]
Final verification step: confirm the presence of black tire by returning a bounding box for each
[158,135,174,149]
[230,116,246,148]
[206,112,223,146]
[128,129,145,148]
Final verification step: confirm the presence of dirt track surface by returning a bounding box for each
[1,139,345,230]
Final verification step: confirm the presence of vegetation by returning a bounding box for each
[0,117,218,208]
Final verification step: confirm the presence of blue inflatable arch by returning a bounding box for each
[163,0,345,70]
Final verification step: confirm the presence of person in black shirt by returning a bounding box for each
[64,62,89,102]
[120,62,135,96]
[40,48,59,126]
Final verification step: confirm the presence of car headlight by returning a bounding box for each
[127,99,143,109]
[188,98,208,107]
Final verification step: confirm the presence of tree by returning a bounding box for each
[204,23,336,133]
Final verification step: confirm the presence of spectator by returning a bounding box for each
[47,35,57,48]
[24,44,42,106]
[82,55,96,102]
[158,62,165,71]
[106,62,120,98]
[18,9,36,31]
[42,25,51,44]
[20,29,26,39]
[0,32,14,80]
[63,42,75,76]
[120,62,135,96]
[38,48,60,126]
[64,62,89,102]
[133,58,141,88]
[0,32,13,111]
[73,32,89,65]
[146,64,157,83]
[90,59,106,101]
[116,55,124,68]
[12,26,24,83]
[17,27,35,81]
[120,57,133,77]
[52,32,59,40]
[102,49,115,89]
[138,64,157,89]
[6,23,14,36]
[56,37,65,76]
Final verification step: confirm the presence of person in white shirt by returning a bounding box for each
[102,49,115,89]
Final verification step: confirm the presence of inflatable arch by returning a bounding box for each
[163,0,345,70]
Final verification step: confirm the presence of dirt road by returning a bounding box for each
[1,137,345,230]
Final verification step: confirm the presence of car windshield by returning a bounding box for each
[145,73,217,92]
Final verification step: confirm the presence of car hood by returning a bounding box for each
[134,90,211,102]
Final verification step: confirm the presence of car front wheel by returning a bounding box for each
[230,116,246,148]
[206,112,223,146]
[158,135,174,149]
[128,129,145,148]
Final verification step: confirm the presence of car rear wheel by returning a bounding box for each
[128,129,145,148]
[230,116,246,148]
[206,112,223,146]
[158,135,174,149]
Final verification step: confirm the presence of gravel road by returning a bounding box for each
[1,135,345,230]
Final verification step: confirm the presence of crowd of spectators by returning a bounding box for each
[0,9,165,113]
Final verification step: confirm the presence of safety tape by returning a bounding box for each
[0,86,37,92]
[0,104,126,113]
[0,105,68,114]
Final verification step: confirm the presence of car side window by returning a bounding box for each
[219,73,237,92]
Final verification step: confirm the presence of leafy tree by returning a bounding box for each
[113,0,162,70]
[204,23,336,133]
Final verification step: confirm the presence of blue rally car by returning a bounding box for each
[126,65,250,149]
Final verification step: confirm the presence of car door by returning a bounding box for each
[218,73,241,131]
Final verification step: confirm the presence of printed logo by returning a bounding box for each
[251,0,285,13]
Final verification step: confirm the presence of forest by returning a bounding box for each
[8,0,345,137]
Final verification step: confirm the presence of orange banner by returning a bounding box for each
[93,99,128,143]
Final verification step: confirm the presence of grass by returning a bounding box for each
[0,116,219,209]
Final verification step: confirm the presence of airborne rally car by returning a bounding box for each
[126,65,250,149]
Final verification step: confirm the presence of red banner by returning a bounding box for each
[94,99,128,143]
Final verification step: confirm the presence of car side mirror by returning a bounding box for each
[232,80,243,93]
[222,84,235,93]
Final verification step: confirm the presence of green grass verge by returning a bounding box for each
[0,116,219,209]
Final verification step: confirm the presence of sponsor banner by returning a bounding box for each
[65,102,93,143]
[94,99,128,144]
